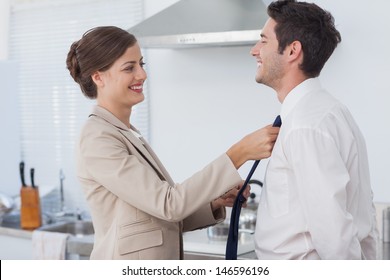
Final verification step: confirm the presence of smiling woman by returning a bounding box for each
[8,0,146,212]
[91,46,147,127]
[67,27,146,128]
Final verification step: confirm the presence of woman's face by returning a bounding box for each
[96,43,147,111]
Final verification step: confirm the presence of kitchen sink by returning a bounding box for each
[38,220,94,238]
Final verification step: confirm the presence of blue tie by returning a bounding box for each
[225,115,282,260]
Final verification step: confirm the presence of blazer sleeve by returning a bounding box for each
[182,203,226,232]
[77,121,242,223]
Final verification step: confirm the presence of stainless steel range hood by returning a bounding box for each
[128,0,268,48]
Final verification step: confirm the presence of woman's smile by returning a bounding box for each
[129,83,143,94]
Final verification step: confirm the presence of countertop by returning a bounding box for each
[1,224,389,260]
[183,228,255,259]
[0,223,94,258]
[0,223,255,259]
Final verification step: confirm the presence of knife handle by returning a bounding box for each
[20,161,26,187]
[30,168,35,188]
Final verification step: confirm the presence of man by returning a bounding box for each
[251,0,378,259]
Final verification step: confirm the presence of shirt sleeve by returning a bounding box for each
[285,128,362,259]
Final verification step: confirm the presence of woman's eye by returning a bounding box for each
[140,62,146,68]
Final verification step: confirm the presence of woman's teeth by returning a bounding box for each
[129,85,143,92]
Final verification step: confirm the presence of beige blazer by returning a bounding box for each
[76,106,242,259]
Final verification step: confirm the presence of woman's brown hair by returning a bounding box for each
[66,26,137,99]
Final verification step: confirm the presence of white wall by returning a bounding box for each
[0,0,10,60]
[1,0,389,204]
[0,1,20,198]
[146,0,390,202]
[0,61,21,196]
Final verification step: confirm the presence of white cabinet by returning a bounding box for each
[0,231,33,260]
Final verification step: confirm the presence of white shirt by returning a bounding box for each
[129,128,142,139]
[255,78,378,259]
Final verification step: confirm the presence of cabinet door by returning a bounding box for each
[0,234,33,259]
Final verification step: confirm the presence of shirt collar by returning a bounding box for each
[280,78,322,121]
[90,105,138,132]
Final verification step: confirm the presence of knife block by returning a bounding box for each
[20,186,42,230]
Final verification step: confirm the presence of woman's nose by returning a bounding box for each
[137,67,147,81]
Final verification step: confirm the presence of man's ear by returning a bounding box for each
[287,40,303,62]
[91,71,104,87]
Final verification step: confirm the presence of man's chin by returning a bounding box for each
[255,76,263,84]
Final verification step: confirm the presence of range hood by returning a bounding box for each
[128,0,268,48]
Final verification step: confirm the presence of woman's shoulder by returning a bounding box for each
[79,115,124,143]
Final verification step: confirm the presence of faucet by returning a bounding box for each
[42,169,77,224]
[59,169,65,212]
[41,169,91,224]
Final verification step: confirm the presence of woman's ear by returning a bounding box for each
[91,71,104,88]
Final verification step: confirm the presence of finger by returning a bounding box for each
[222,189,238,199]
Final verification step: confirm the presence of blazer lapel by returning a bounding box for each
[90,106,170,183]
[136,133,175,186]
[120,130,168,179]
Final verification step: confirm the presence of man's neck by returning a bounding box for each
[276,75,308,103]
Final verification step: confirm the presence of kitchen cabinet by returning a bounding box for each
[0,225,90,260]
[0,227,33,259]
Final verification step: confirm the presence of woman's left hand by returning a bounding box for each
[211,181,251,211]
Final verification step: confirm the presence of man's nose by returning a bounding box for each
[250,41,260,56]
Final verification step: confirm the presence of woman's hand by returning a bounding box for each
[227,124,280,169]
[211,181,251,211]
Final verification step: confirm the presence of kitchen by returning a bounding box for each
[1,0,390,261]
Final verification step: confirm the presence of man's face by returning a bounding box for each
[250,18,286,89]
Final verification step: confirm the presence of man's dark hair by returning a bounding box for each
[268,0,341,77]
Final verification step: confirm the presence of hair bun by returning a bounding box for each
[66,41,81,82]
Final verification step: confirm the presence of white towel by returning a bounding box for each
[32,230,70,260]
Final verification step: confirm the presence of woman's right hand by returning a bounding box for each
[226,124,280,169]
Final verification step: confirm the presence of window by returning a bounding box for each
[9,0,147,210]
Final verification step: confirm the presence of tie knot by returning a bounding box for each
[273,115,282,127]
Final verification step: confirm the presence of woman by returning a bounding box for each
[66,26,279,260]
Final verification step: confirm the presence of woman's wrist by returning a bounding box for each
[211,200,220,212]
[226,143,246,169]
